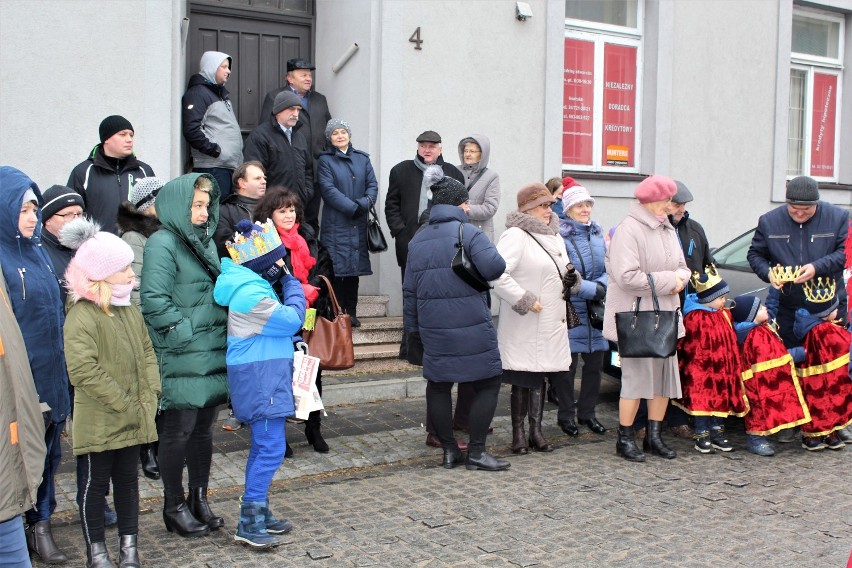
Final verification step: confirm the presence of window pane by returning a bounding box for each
[566,0,637,28]
[792,15,839,58]
[787,69,806,177]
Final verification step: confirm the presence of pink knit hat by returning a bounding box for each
[634,175,677,204]
[59,218,134,281]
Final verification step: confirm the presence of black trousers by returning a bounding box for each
[157,406,216,496]
[77,446,140,544]
[555,351,605,423]
[427,376,501,455]
[332,276,360,315]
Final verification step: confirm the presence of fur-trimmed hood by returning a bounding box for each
[116,201,161,238]
[505,210,559,236]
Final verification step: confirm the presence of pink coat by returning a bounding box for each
[603,202,690,343]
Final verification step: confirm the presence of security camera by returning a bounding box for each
[516,1,532,21]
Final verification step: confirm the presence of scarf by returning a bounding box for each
[276,223,319,305]
[111,282,134,306]
[414,156,433,217]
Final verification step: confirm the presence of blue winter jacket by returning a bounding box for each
[213,259,306,424]
[317,146,379,277]
[559,217,608,353]
[0,166,70,423]
[403,205,505,382]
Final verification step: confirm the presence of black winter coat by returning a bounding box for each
[214,194,259,259]
[385,155,464,268]
[41,229,74,306]
[260,87,332,162]
[669,212,714,277]
[403,205,505,382]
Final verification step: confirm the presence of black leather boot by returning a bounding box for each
[26,519,69,564]
[616,425,646,462]
[187,486,224,530]
[643,420,677,459]
[118,534,140,568]
[163,493,210,537]
[528,387,554,452]
[305,415,329,453]
[510,386,529,454]
[139,443,160,480]
[86,541,115,568]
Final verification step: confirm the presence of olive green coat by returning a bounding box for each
[140,173,229,410]
[64,301,160,455]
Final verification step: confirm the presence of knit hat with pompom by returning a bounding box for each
[60,218,134,281]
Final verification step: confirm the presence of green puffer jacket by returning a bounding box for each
[140,173,229,410]
[64,301,160,455]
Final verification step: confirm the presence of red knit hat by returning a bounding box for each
[634,175,677,204]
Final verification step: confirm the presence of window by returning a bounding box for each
[787,9,843,180]
[563,1,642,173]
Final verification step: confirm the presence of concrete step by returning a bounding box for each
[356,295,389,318]
[325,342,418,378]
[352,316,403,345]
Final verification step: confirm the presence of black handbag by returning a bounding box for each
[366,203,388,253]
[587,299,605,330]
[451,222,491,292]
[406,331,424,366]
[615,274,680,358]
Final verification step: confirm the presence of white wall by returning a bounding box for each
[0,0,181,190]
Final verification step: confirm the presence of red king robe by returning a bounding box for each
[797,321,852,436]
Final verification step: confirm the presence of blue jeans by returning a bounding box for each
[0,516,30,567]
[694,416,723,434]
[25,420,63,524]
[244,418,287,502]
[193,167,233,202]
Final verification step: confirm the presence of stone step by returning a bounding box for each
[356,295,389,318]
[352,316,403,345]
[325,342,418,377]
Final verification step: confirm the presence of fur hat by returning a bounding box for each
[561,183,595,211]
[99,115,134,143]
[272,91,302,115]
[634,175,677,204]
[425,165,468,206]
[324,118,351,142]
[786,176,820,205]
[731,295,761,323]
[517,182,556,212]
[41,185,84,221]
[129,177,164,213]
[226,219,287,273]
[60,218,134,281]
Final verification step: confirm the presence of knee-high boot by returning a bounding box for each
[528,387,554,452]
[510,386,529,454]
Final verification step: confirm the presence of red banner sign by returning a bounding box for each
[810,72,836,177]
[601,44,637,167]
[563,38,595,166]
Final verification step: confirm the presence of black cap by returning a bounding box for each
[786,176,820,205]
[99,115,133,143]
[416,130,441,143]
[287,58,315,72]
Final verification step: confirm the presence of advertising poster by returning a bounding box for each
[601,43,637,167]
[563,38,595,166]
[810,72,837,177]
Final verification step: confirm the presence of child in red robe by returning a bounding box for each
[674,268,749,454]
[793,279,852,451]
[731,291,811,457]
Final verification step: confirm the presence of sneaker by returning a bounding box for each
[745,435,775,457]
[836,426,852,443]
[709,428,734,452]
[824,431,846,451]
[693,435,716,454]
[223,415,243,431]
[104,501,117,527]
[775,426,799,443]
[801,436,827,451]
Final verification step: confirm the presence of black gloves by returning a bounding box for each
[594,283,606,301]
[562,264,579,301]
[261,262,286,283]
[351,204,367,219]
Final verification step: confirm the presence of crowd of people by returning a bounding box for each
[0,49,850,568]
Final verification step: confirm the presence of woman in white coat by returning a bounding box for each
[493,183,579,454]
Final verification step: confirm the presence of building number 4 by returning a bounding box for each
[409,27,423,50]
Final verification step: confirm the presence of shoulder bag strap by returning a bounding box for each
[163,228,216,282]
[465,167,487,190]
[316,274,344,318]
[522,230,562,279]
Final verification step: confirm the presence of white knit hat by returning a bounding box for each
[561,184,595,210]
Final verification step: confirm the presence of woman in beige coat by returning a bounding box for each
[493,183,579,454]
[604,175,690,462]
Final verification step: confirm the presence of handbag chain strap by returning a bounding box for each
[316,274,345,318]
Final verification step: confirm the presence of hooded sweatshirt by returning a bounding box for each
[0,166,71,423]
[457,134,500,241]
[182,50,243,170]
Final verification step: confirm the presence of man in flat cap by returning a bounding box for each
[385,131,464,357]
[260,58,332,223]
[244,90,315,228]
[668,181,714,286]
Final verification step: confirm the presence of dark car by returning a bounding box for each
[604,228,768,378]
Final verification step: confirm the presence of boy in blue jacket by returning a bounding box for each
[214,219,306,549]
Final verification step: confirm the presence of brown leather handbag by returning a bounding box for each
[303,275,355,370]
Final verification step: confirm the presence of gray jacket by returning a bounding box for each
[457,134,500,241]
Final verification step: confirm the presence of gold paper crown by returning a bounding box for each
[689,264,723,294]
[803,277,836,303]
[225,219,283,265]
[769,265,800,283]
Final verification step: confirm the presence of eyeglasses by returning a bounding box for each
[463,149,481,155]
[54,212,83,219]
[537,203,553,210]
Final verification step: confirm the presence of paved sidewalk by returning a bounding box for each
[41,377,852,567]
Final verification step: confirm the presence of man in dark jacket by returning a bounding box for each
[67,115,155,234]
[260,58,332,228]
[182,51,244,201]
[39,185,85,305]
[747,175,849,347]
[244,91,315,228]
[214,161,267,258]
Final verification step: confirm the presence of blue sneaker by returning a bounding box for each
[104,500,117,527]
[234,500,281,549]
[746,435,775,457]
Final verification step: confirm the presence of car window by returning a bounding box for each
[712,229,756,270]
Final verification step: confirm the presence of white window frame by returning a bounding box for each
[788,7,844,182]
[565,0,644,38]
[562,30,643,173]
